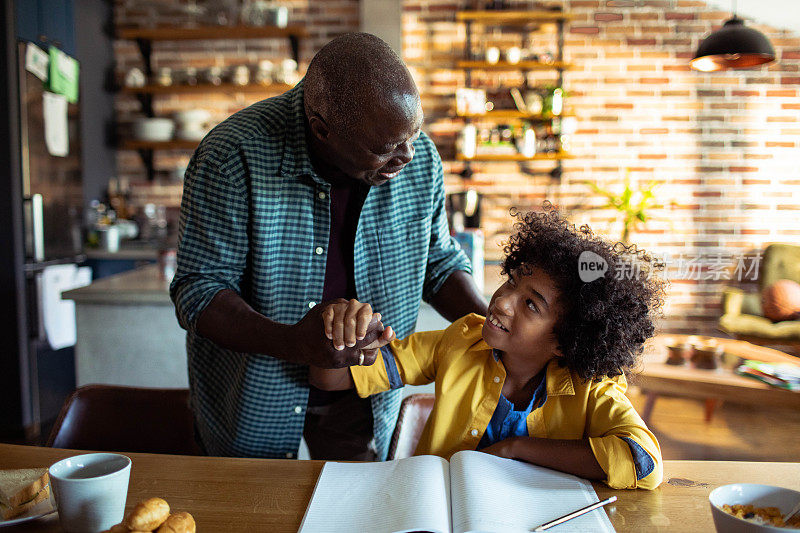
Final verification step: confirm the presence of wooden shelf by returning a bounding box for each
[456,152,573,162]
[120,82,293,96]
[457,110,574,120]
[457,60,571,70]
[121,140,200,151]
[456,10,573,24]
[118,25,308,41]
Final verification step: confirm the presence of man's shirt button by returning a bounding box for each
[315,247,324,255]
[470,429,479,437]
[286,452,294,458]
[294,406,302,414]
[308,301,316,308]
[318,191,326,200]
[493,376,501,383]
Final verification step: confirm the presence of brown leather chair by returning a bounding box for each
[47,384,201,455]
[386,393,434,460]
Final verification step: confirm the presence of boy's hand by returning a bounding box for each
[479,437,519,460]
[322,298,395,359]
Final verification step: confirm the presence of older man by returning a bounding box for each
[170,33,487,461]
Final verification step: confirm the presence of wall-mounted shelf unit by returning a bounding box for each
[455,9,573,179]
[455,10,572,24]
[115,24,306,180]
[122,140,201,151]
[456,60,572,70]
[457,110,574,120]
[119,82,293,96]
[456,153,574,162]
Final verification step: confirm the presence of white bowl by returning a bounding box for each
[709,483,800,532]
[174,109,211,128]
[176,127,209,141]
[133,118,175,142]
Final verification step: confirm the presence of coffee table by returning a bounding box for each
[631,334,800,423]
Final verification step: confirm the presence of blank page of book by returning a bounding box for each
[449,451,615,533]
[298,454,451,533]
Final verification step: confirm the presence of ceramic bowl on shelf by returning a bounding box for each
[132,118,175,142]
[709,483,800,532]
[174,109,211,129]
[175,127,209,141]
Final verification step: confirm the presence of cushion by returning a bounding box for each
[762,279,800,322]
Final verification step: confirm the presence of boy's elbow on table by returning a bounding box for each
[590,433,663,490]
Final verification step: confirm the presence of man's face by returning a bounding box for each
[320,96,424,186]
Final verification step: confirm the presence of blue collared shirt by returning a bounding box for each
[478,366,548,449]
[170,81,471,459]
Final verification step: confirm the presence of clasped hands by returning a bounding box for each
[291,298,395,368]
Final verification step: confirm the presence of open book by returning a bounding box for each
[299,450,615,533]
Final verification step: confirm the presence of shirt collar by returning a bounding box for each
[545,359,575,396]
[490,349,575,397]
[278,79,325,185]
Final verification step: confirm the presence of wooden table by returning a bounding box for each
[2,444,800,532]
[632,334,800,422]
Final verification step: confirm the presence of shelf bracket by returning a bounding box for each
[135,38,153,77]
[516,160,562,179]
[289,35,300,64]
[459,162,474,179]
[135,93,154,117]
[136,148,156,181]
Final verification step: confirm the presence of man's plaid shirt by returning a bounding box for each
[170,81,471,459]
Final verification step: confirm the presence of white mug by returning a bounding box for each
[49,453,132,533]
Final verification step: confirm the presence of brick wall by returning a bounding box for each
[403,0,800,335]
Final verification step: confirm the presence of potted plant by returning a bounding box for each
[585,174,660,244]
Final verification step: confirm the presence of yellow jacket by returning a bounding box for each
[351,314,663,490]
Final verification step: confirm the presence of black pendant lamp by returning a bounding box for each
[691,4,776,72]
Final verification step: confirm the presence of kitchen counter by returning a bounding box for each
[63,263,170,304]
[62,264,186,388]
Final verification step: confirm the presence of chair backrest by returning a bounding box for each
[760,244,800,290]
[47,384,201,455]
[386,393,434,460]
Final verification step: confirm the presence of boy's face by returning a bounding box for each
[482,266,562,370]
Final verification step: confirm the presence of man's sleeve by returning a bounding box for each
[350,328,450,397]
[420,139,473,302]
[169,149,249,333]
[585,376,664,490]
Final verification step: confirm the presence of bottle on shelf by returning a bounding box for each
[484,0,507,9]
[458,124,478,159]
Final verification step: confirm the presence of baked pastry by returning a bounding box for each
[124,497,170,530]
[156,511,196,533]
[101,523,149,533]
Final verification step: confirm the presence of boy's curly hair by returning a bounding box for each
[501,203,666,381]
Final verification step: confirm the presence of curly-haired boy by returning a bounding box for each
[310,206,666,489]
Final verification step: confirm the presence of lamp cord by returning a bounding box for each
[732,0,737,17]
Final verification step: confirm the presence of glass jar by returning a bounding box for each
[231,65,250,86]
[155,67,173,87]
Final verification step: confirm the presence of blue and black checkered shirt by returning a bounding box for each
[169,81,471,459]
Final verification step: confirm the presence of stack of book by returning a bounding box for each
[736,360,800,391]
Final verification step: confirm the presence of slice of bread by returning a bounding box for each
[0,468,50,519]
[0,483,50,520]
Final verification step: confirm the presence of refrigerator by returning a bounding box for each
[0,40,85,443]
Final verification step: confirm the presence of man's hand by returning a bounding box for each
[285,299,393,368]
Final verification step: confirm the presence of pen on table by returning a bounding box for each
[532,496,617,531]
